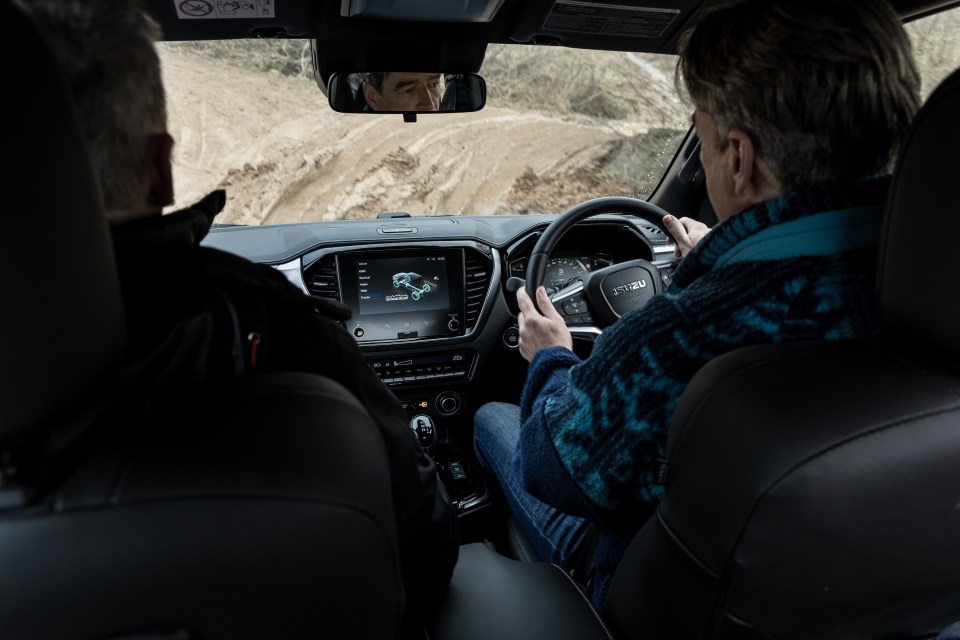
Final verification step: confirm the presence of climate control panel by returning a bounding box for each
[367,350,474,387]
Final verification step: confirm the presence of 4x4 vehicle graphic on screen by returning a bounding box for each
[392,271,438,300]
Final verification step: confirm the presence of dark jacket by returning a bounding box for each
[111,191,459,620]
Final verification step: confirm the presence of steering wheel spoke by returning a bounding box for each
[524,196,676,330]
[549,281,595,326]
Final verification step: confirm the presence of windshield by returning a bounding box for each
[158,4,960,225]
[157,41,687,224]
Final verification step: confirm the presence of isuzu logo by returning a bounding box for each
[611,279,647,296]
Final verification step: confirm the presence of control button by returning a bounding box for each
[436,391,461,416]
[659,266,674,287]
[353,327,364,338]
[502,325,519,349]
[447,318,461,332]
[562,295,586,316]
[447,460,468,482]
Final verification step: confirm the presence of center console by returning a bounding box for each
[305,243,498,522]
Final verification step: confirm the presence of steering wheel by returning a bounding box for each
[507,196,677,330]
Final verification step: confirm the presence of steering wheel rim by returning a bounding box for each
[525,196,675,305]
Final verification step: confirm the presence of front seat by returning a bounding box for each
[0,2,403,638]
[429,67,960,640]
[601,66,960,639]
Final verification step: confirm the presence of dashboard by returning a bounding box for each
[203,212,678,514]
[206,212,675,334]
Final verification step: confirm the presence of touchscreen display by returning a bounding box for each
[338,249,465,342]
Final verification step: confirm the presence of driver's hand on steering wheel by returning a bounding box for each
[517,286,573,363]
[663,215,711,258]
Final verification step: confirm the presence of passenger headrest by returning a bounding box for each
[0,0,126,444]
[877,68,960,358]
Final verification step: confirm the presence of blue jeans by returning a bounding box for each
[473,402,593,570]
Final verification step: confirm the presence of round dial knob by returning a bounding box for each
[436,391,460,415]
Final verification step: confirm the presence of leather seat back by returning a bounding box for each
[0,373,404,639]
[0,2,404,636]
[0,0,125,444]
[602,67,960,640]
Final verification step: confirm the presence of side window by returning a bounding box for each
[905,6,960,100]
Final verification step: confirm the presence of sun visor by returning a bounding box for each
[143,0,313,40]
[505,0,702,53]
[341,0,506,22]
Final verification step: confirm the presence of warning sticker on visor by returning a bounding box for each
[175,0,275,20]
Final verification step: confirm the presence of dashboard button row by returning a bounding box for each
[382,371,465,386]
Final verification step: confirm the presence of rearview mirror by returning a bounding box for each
[327,71,486,114]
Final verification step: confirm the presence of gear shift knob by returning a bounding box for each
[409,414,436,455]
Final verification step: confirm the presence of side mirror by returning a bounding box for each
[327,71,486,114]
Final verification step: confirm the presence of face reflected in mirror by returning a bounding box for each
[362,72,445,112]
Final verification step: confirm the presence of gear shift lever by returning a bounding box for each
[409,414,435,456]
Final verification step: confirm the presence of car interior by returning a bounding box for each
[2,0,959,638]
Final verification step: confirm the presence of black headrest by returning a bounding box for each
[0,0,126,444]
[877,68,960,356]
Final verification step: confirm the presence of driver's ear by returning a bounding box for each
[726,128,755,199]
[727,128,780,204]
[363,83,382,110]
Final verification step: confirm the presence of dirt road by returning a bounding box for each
[160,48,653,225]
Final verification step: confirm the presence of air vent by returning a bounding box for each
[638,224,670,245]
[464,250,492,331]
[305,255,340,301]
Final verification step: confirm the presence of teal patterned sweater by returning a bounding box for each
[517,175,890,605]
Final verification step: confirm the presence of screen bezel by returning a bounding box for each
[337,248,466,343]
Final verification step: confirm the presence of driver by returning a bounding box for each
[362,71,444,112]
[473,0,920,608]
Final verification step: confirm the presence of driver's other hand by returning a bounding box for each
[517,286,573,363]
[663,215,711,258]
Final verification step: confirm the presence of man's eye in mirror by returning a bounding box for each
[327,71,486,115]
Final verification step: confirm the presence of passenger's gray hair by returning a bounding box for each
[677,0,920,193]
[16,0,167,218]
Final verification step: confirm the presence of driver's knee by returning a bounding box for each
[473,401,521,472]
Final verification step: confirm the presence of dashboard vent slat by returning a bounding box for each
[638,224,670,245]
[305,255,340,301]
[464,250,492,331]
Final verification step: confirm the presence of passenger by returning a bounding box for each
[20,0,458,627]
[474,0,920,608]
[363,71,444,111]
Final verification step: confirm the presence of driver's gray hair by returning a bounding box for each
[677,0,920,193]
[364,72,385,92]
[16,0,167,219]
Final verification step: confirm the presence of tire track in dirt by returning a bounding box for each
[161,48,639,225]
